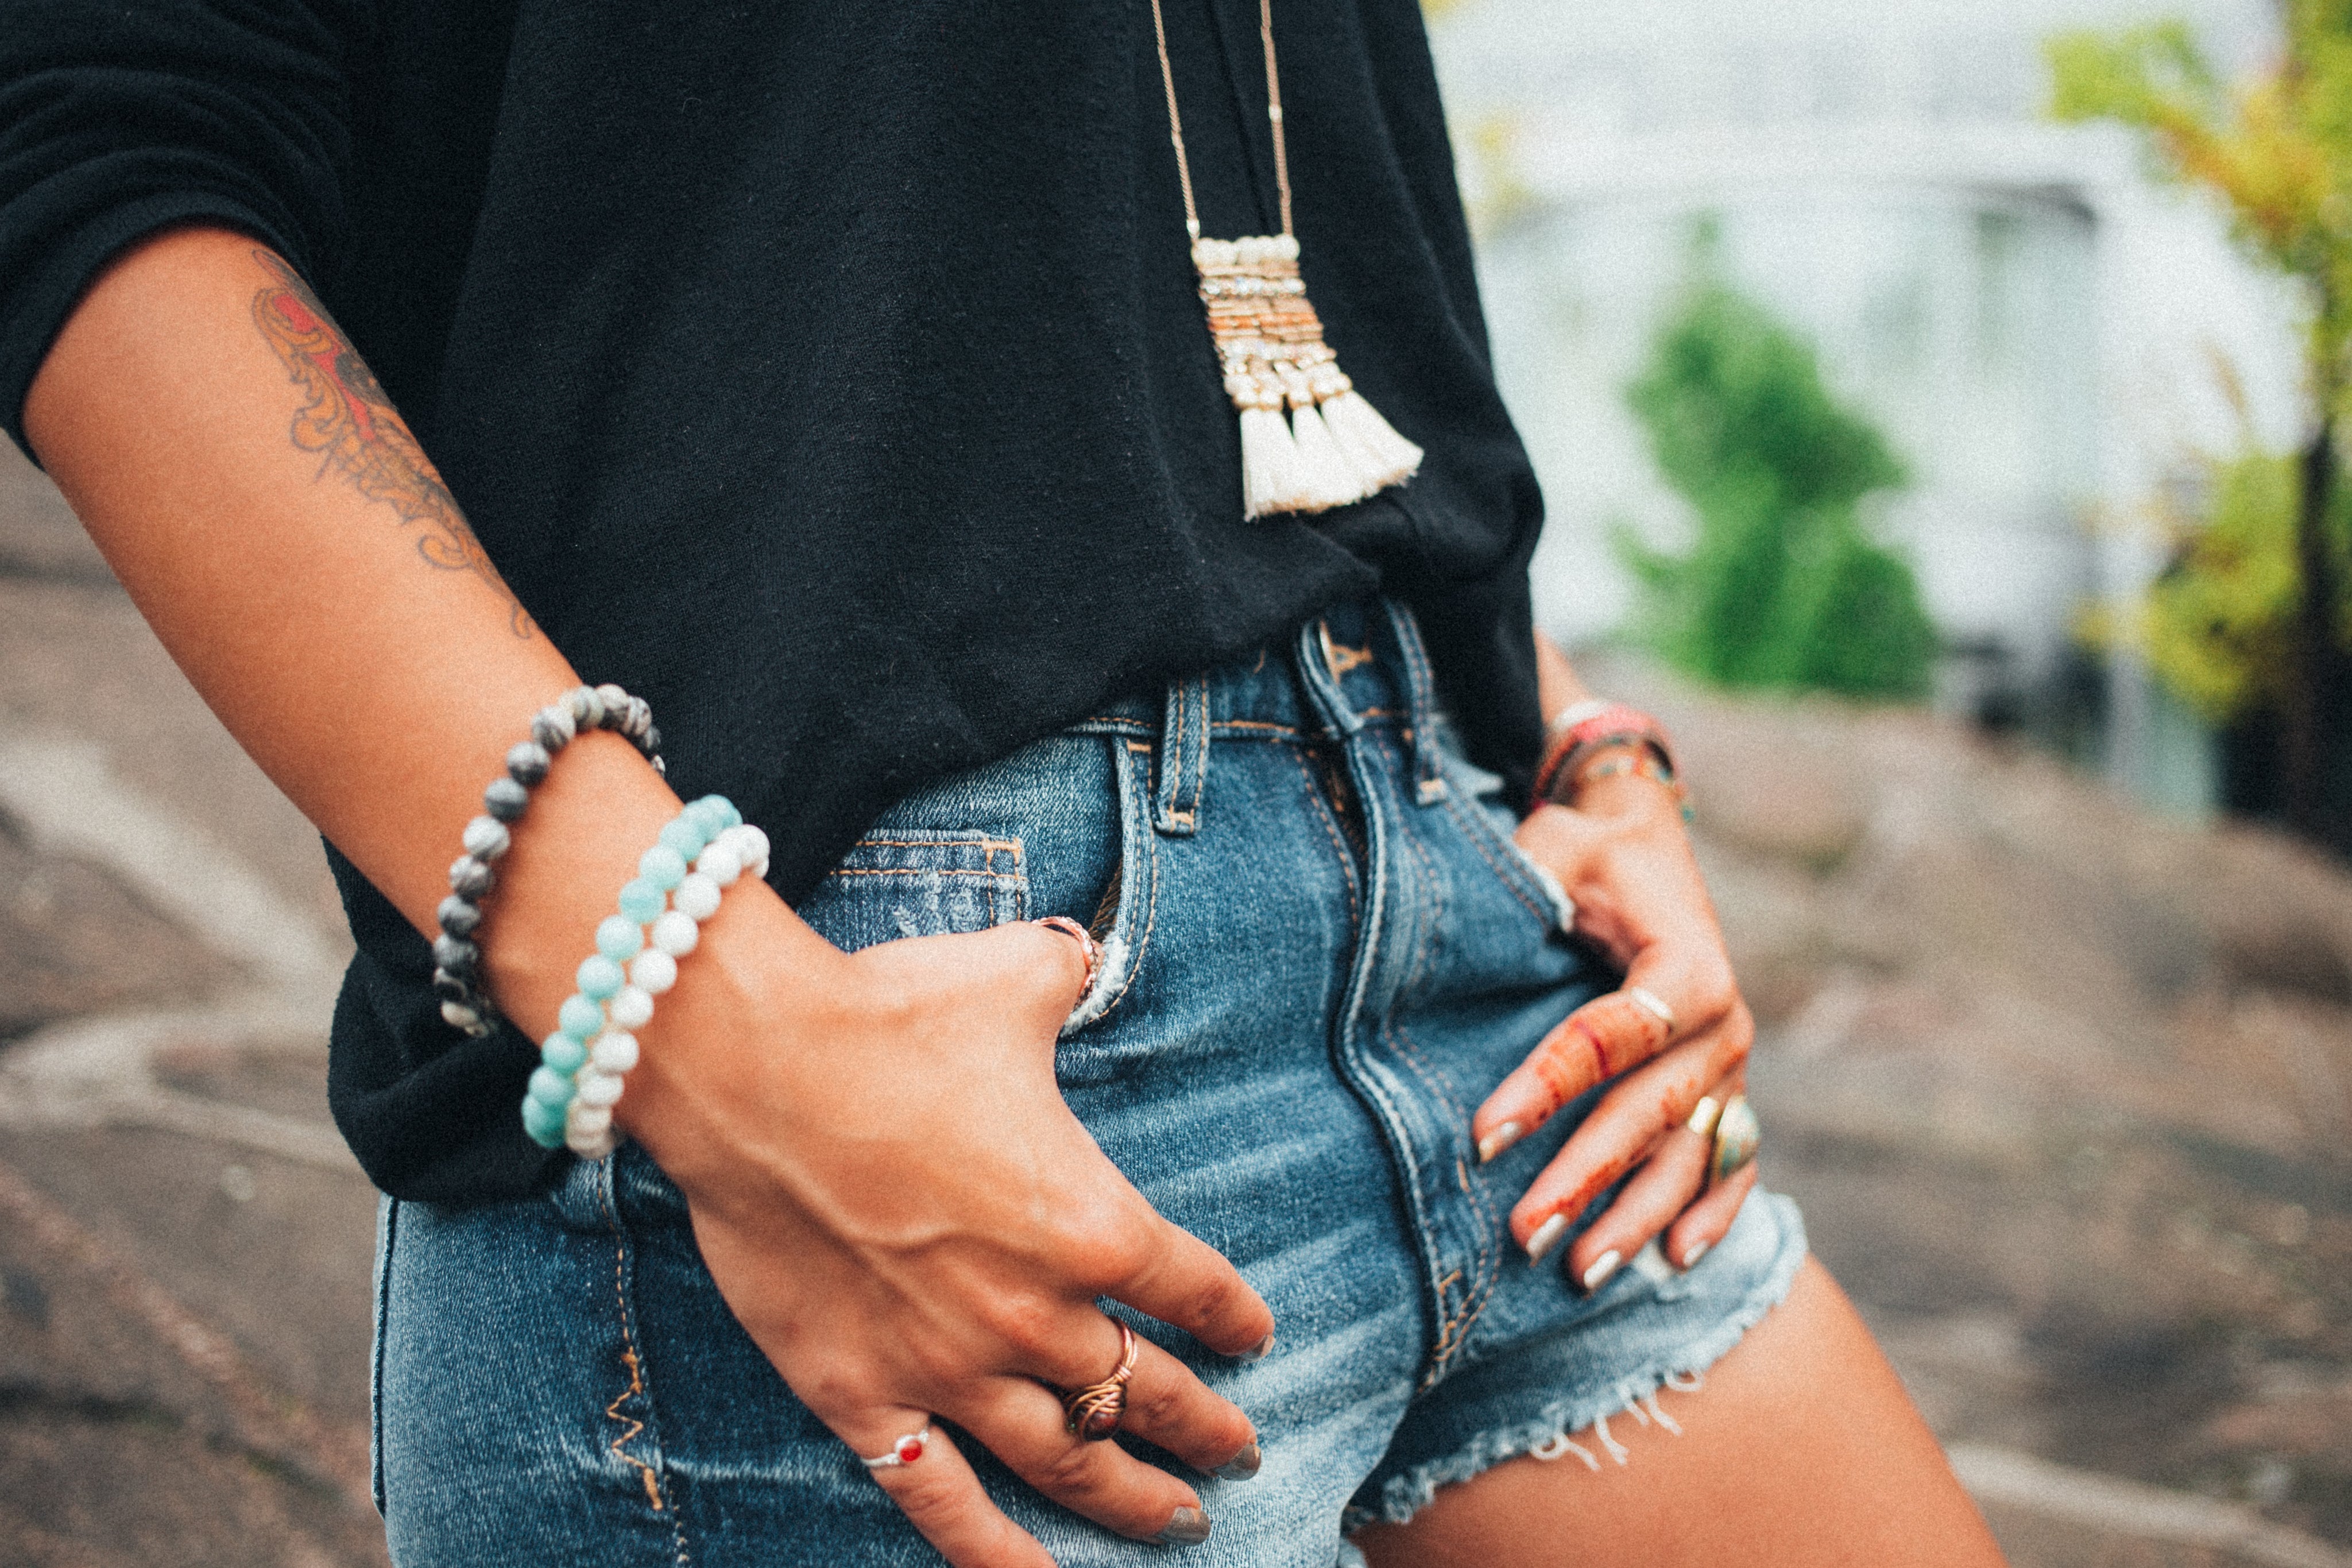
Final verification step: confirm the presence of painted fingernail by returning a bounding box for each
[1215,1441,1262,1481]
[1525,1212,1569,1264]
[1679,1240,1709,1270]
[1477,1120,1524,1163]
[1580,1249,1623,1292]
[1240,1332,1275,1362]
[1157,1505,1213,1545]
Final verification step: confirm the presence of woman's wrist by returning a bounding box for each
[1565,761,1688,826]
[603,872,860,1186]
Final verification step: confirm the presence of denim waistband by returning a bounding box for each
[1072,597,1452,837]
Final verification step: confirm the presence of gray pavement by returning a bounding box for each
[2,436,2349,1566]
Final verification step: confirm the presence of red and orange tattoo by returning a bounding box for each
[250,251,533,637]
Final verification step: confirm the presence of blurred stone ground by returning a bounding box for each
[1,434,2349,1565]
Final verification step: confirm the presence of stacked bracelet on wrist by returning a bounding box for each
[1531,700,1689,818]
[434,684,663,1039]
[520,794,771,1159]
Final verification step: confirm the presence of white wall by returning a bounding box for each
[1428,0,2305,799]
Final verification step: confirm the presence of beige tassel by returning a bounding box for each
[1240,402,1306,520]
[1196,233,1421,518]
[1286,396,1364,511]
[1320,386,1423,491]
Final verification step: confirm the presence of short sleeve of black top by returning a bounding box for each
[0,0,1549,1201]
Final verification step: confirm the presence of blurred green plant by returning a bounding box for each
[2049,8,2352,839]
[2087,446,2352,724]
[1616,280,1937,700]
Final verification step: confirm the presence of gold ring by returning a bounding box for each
[1684,1095,1723,1140]
[1037,916,1104,996]
[1061,1321,1138,1441]
[1627,986,1676,1033]
[1709,1095,1760,1186]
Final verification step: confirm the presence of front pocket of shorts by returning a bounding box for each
[796,829,1028,949]
[1441,748,1575,934]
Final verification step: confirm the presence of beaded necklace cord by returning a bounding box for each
[1149,0,1423,518]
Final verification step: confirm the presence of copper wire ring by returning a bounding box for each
[1038,916,1104,996]
[1061,1321,1139,1441]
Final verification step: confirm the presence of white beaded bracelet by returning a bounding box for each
[520,795,770,1158]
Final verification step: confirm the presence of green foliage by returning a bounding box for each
[2048,14,2352,359]
[1618,282,1938,700]
[2048,7,2352,734]
[2104,450,2352,723]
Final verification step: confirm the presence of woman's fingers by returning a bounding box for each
[1473,988,1668,1162]
[1012,1318,1258,1480]
[1472,949,1735,1163]
[1105,1211,1278,1362]
[956,1376,1216,1544]
[1507,1017,1750,1250]
[846,1412,1059,1568]
[1559,1126,1709,1290]
[1666,1160,1758,1269]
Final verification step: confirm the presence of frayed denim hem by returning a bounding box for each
[1345,1194,1809,1532]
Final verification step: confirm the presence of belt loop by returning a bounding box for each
[1294,615,1365,739]
[1152,675,1210,835]
[1379,599,1449,805]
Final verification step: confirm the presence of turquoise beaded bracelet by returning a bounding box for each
[519,794,771,1157]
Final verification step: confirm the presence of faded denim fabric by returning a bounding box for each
[373,601,1806,1565]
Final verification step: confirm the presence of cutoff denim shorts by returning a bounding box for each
[373,599,1806,1566]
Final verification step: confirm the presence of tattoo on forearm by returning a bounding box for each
[250,251,534,638]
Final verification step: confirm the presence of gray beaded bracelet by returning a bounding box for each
[433,683,665,1038]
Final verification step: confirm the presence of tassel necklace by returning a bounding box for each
[1150,0,1424,518]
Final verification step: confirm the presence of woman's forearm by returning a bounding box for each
[20,224,837,1075]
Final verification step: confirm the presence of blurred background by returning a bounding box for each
[1,1,2349,1563]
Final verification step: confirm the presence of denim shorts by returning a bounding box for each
[372,599,1806,1566]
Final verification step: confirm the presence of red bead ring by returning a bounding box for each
[860,1426,931,1470]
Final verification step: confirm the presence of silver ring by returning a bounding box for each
[1627,986,1675,1033]
[861,1426,932,1469]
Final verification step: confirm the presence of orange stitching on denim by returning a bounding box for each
[591,1180,668,1516]
[605,1348,663,1511]
[1286,742,1358,926]
[825,868,1025,880]
[1372,802,1503,1381]
[851,836,1022,854]
[1386,1012,1499,1380]
[1213,718,1301,737]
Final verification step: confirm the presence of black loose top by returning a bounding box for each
[0,0,1546,1201]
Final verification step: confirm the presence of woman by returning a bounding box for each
[1,0,2006,1562]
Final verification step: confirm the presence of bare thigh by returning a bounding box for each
[1354,1259,2009,1568]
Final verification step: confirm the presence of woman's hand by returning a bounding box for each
[1471,768,1758,1286]
[623,914,1275,1568]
